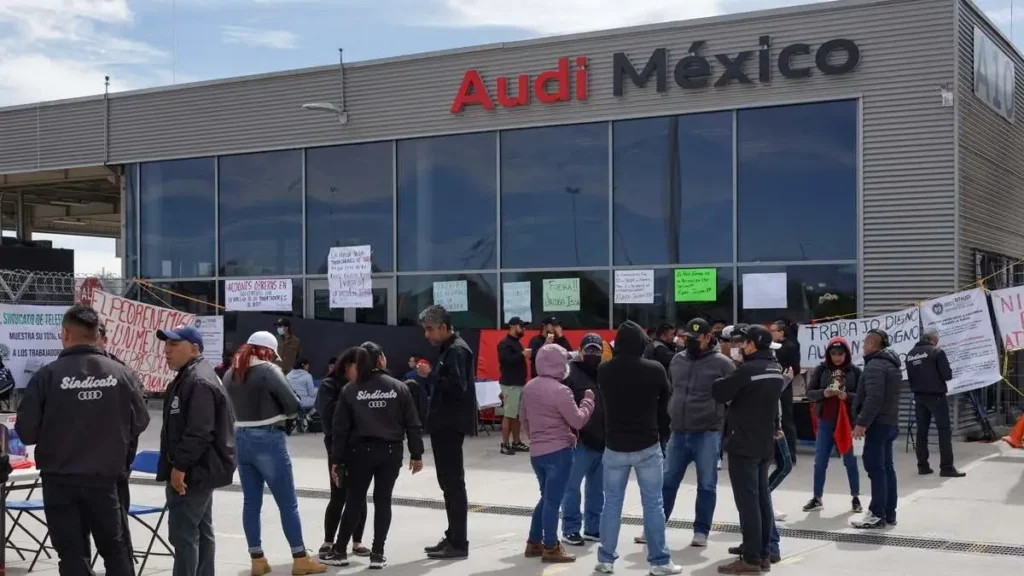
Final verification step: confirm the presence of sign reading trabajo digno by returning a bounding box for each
[451,36,860,114]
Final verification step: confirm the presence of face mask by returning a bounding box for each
[730,348,743,362]
[276,327,285,336]
[582,355,601,371]
[685,338,702,356]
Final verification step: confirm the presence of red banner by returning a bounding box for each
[476,329,617,381]
[92,291,196,394]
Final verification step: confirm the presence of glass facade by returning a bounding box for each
[132,99,859,328]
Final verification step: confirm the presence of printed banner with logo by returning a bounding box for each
[0,304,65,389]
[797,307,920,376]
[92,290,196,394]
[920,288,1002,395]
[194,316,225,363]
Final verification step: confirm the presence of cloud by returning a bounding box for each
[220,25,299,49]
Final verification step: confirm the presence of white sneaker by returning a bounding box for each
[595,562,615,573]
[717,459,722,470]
[690,533,708,547]
[775,511,788,522]
[851,512,885,529]
[649,563,683,575]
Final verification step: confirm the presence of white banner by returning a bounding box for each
[990,285,1024,351]
[328,245,372,309]
[920,288,1002,395]
[433,281,468,312]
[797,307,920,376]
[0,305,65,389]
[503,282,532,323]
[194,316,225,363]
[225,279,293,312]
[614,270,654,304]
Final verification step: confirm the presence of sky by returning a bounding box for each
[1,0,1020,276]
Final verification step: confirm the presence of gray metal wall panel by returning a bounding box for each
[38,100,106,169]
[0,108,39,174]
[957,2,1024,286]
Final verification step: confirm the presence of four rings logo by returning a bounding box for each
[367,401,387,409]
[78,390,103,401]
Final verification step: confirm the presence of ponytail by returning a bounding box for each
[335,346,376,383]
[231,344,277,382]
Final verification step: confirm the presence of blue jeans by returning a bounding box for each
[661,431,720,536]
[599,444,672,568]
[561,444,604,537]
[769,495,781,557]
[236,427,306,554]
[529,448,574,548]
[862,424,899,521]
[813,418,861,498]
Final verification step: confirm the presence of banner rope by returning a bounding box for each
[132,279,225,311]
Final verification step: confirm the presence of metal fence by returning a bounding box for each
[0,269,133,306]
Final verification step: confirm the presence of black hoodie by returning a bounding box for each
[597,321,671,453]
[566,358,605,452]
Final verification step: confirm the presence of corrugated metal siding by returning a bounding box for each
[0,107,39,174]
[0,100,105,173]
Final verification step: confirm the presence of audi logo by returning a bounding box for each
[367,401,387,409]
[78,390,103,401]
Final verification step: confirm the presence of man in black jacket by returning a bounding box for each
[157,326,237,576]
[712,325,785,575]
[419,305,477,560]
[497,317,530,455]
[851,329,903,530]
[16,304,149,576]
[595,321,681,575]
[770,320,800,464]
[643,322,678,373]
[906,329,964,478]
[528,317,572,376]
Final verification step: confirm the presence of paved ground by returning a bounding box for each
[5,410,1024,574]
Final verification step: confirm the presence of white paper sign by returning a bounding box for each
[328,245,372,309]
[194,316,225,363]
[503,281,532,323]
[920,288,1002,395]
[797,307,920,375]
[991,285,1024,351]
[0,304,64,389]
[614,270,654,304]
[742,273,788,309]
[543,278,581,312]
[433,281,468,312]
[225,279,293,312]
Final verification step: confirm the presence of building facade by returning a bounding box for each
[0,0,1020,332]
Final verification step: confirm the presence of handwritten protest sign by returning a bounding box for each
[797,306,919,375]
[503,281,532,323]
[92,290,196,394]
[0,305,64,389]
[225,279,293,312]
[921,288,1001,394]
[674,269,717,302]
[615,270,654,304]
[990,285,1024,350]
[543,278,580,312]
[328,245,372,309]
[433,281,469,312]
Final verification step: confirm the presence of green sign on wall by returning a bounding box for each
[674,269,717,302]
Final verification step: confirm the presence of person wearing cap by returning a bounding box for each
[156,323,236,576]
[906,328,965,478]
[560,333,606,547]
[770,320,800,464]
[851,328,903,530]
[498,317,532,455]
[528,317,572,377]
[274,318,303,376]
[223,331,327,575]
[643,322,679,373]
[658,318,736,548]
[16,304,149,576]
[712,325,786,574]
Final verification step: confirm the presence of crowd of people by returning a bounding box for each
[11,301,967,576]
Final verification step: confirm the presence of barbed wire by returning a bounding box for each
[0,269,132,306]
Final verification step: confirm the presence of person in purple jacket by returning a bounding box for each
[520,344,595,564]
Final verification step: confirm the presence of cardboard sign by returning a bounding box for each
[225,279,293,312]
[674,269,716,302]
[0,304,64,389]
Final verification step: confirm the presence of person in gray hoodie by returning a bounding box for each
[660,318,736,547]
[851,329,903,530]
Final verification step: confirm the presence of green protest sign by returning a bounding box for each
[674,269,717,302]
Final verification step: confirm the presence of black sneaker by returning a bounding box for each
[802,497,823,512]
[426,543,469,560]
[728,545,744,556]
[511,442,530,453]
[562,533,584,546]
[633,535,646,544]
[369,553,387,570]
[318,546,349,567]
[886,517,897,526]
[940,468,966,478]
[500,443,516,455]
[918,466,934,475]
[851,497,863,513]
[770,553,781,564]
[583,532,600,542]
[424,538,448,554]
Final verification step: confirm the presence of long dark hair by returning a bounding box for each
[333,346,376,383]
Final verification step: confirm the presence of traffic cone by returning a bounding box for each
[1002,412,1024,449]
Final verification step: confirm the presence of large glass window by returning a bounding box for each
[500,270,610,329]
[397,134,496,272]
[140,158,216,279]
[613,267,734,328]
[397,274,497,329]
[219,150,303,276]
[501,123,609,269]
[124,163,138,278]
[306,143,393,274]
[138,281,218,316]
[737,100,858,262]
[737,264,857,325]
[614,113,733,266]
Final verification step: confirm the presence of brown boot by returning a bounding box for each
[291,553,328,575]
[717,558,762,574]
[251,557,272,576]
[541,543,577,563]
[525,541,544,558]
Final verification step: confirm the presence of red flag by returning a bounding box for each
[834,399,854,455]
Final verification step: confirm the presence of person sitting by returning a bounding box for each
[288,358,318,412]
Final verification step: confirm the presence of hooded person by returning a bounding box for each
[520,344,595,564]
[803,337,862,514]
